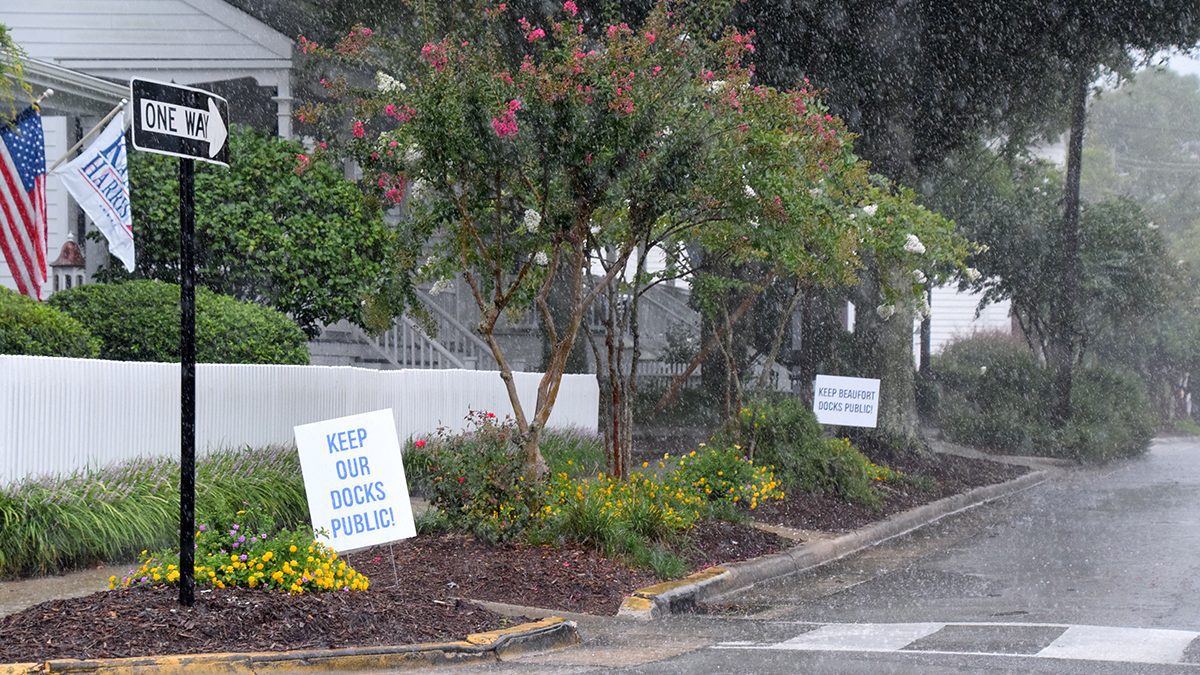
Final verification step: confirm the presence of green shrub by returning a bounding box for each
[404,424,604,499]
[662,445,784,511]
[0,286,98,357]
[414,411,540,544]
[1059,366,1154,462]
[0,446,309,578]
[720,397,886,507]
[932,334,1154,461]
[932,333,1048,452]
[48,280,309,364]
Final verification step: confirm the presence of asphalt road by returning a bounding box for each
[446,436,1200,674]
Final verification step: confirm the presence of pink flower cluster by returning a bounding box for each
[421,41,449,72]
[606,22,631,39]
[563,1,577,16]
[298,35,319,55]
[352,120,365,138]
[517,16,545,42]
[492,100,522,138]
[731,30,756,53]
[377,172,408,204]
[385,103,416,123]
[294,153,311,175]
[335,26,374,55]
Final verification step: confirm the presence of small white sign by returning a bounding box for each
[813,374,881,428]
[294,409,416,551]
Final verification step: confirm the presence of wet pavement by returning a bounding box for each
[0,566,115,618]
[447,436,1200,673]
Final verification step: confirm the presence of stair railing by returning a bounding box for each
[350,316,466,369]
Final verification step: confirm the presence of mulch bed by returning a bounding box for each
[0,453,1023,664]
[0,524,785,664]
[754,453,1028,532]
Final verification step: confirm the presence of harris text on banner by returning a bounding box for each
[0,107,47,299]
[52,111,134,272]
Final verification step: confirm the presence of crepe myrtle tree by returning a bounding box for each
[846,180,972,453]
[303,0,855,476]
[652,175,971,435]
[575,21,879,476]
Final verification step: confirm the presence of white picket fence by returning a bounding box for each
[0,355,599,485]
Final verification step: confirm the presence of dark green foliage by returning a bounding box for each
[49,280,309,364]
[102,126,404,336]
[410,412,539,544]
[933,333,1050,453]
[0,446,308,578]
[1061,367,1155,462]
[720,396,882,507]
[932,334,1154,461]
[0,286,98,357]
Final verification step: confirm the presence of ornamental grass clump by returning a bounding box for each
[540,470,704,546]
[0,445,308,579]
[113,511,368,594]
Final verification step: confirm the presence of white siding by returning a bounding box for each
[914,285,1012,365]
[3,0,291,69]
[0,356,600,484]
[43,116,70,287]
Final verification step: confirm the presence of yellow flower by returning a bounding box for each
[289,545,298,553]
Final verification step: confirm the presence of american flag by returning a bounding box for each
[0,107,47,300]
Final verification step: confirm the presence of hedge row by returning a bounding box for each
[0,280,307,364]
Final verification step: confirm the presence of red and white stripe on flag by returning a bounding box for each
[0,106,48,300]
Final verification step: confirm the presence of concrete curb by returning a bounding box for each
[0,616,578,673]
[618,468,1053,619]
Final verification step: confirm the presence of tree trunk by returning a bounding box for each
[755,282,803,392]
[542,263,589,373]
[1048,66,1089,428]
[653,275,772,412]
[792,290,841,405]
[852,268,923,459]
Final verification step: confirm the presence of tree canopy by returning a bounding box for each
[101,126,403,336]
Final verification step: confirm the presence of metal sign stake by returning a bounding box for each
[179,157,196,607]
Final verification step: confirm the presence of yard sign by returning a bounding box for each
[813,374,881,428]
[294,409,417,552]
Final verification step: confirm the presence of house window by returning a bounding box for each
[77,274,83,288]
[64,275,72,290]
[53,275,60,293]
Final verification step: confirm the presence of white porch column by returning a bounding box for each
[273,72,292,139]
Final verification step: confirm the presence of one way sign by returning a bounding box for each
[130,79,229,166]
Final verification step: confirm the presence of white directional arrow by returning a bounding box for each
[138,96,227,158]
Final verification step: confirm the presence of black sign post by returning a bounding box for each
[178,156,196,607]
[129,78,229,607]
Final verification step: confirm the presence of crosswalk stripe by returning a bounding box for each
[1036,625,1198,665]
[712,622,1200,667]
[777,623,946,652]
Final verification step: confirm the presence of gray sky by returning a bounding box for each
[1167,52,1200,78]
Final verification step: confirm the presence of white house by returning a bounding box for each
[1,0,293,295]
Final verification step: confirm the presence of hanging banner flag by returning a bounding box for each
[0,106,48,299]
[53,111,134,271]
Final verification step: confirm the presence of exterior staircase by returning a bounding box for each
[308,290,498,370]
